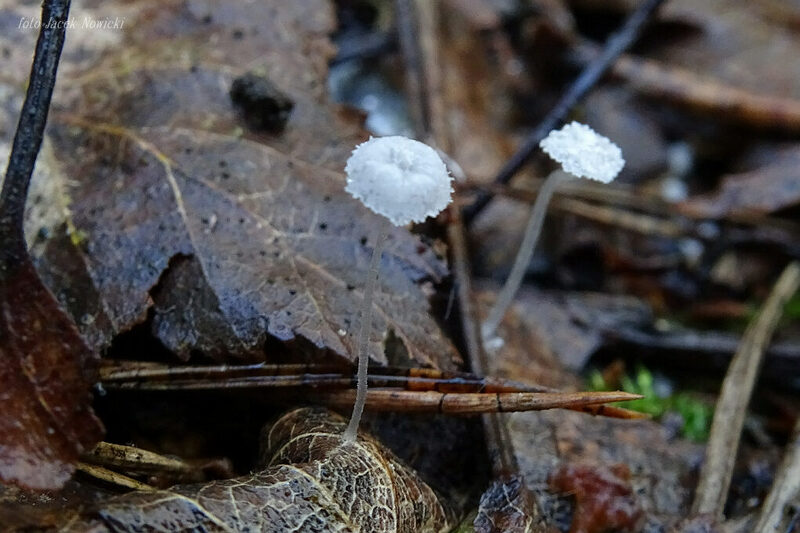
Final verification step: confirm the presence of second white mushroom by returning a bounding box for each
[482,121,625,339]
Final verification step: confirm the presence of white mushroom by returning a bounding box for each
[345,136,453,226]
[540,122,624,183]
[482,122,624,339]
[343,136,452,441]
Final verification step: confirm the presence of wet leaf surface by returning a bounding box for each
[41,122,457,368]
[0,0,463,368]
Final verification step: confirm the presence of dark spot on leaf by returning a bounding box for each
[229,73,294,133]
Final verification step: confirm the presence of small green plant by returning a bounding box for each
[588,366,713,442]
[783,293,800,320]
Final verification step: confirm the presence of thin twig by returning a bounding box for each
[588,47,800,132]
[75,462,155,492]
[462,0,667,224]
[83,442,195,476]
[754,418,800,533]
[310,389,641,414]
[449,205,521,475]
[692,262,800,518]
[0,0,71,267]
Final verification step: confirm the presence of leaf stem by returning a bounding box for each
[344,217,390,440]
[482,170,570,339]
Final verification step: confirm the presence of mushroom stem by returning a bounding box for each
[482,169,572,339]
[344,217,390,441]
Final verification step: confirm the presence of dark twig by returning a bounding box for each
[462,0,666,224]
[395,0,431,139]
[0,0,71,267]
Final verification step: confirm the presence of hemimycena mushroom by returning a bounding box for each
[343,136,453,440]
[482,122,624,339]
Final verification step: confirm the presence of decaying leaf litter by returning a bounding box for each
[1,0,800,532]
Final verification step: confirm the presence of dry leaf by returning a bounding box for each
[474,476,545,533]
[62,408,455,532]
[679,145,800,218]
[653,0,800,101]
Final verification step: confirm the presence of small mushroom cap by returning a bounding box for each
[345,136,453,226]
[539,122,625,183]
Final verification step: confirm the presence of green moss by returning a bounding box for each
[588,366,713,442]
[784,293,800,320]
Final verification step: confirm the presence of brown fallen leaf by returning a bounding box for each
[475,285,651,379]
[2,0,462,368]
[41,120,458,369]
[0,260,103,490]
[653,0,800,102]
[61,408,455,532]
[679,145,800,219]
[437,0,522,183]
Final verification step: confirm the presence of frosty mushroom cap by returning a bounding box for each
[539,122,625,183]
[345,136,453,226]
